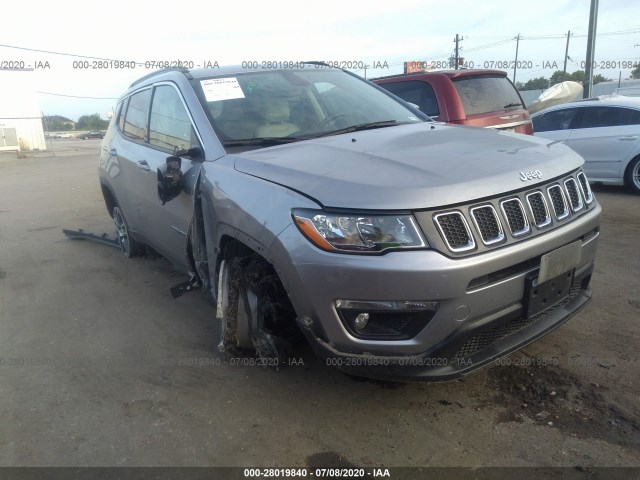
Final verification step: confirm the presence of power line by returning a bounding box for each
[0,44,128,62]
[37,91,118,100]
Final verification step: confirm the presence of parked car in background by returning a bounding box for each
[532,95,640,194]
[373,69,533,134]
[78,131,105,139]
[614,86,640,97]
[99,64,599,381]
[46,132,72,139]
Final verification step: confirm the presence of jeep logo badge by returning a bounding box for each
[520,170,543,182]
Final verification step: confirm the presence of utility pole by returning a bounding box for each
[454,34,463,70]
[562,30,571,81]
[513,34,520,83]
[583,0,599,98]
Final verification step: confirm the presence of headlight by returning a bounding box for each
[292,209,427,253]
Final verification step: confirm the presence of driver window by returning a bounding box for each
[149,85,198,152]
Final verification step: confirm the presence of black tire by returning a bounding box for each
[112,206,140,257]
[625,156,640,194]
[216,254,298,363]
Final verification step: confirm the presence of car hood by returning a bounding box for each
[232,123,583,210]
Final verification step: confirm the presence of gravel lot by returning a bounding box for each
[0,141,638,468]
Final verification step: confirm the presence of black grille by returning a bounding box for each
[500,199,529,236]
[564,178,583,211]
[526,192,551,228]
[434,212,475,252]
[577,172,593,204]
[471,205,504,245]
[547,185,569,220]
[452,284,582,360]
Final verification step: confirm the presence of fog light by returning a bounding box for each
[354,313,370,330]
[335,299,439,340]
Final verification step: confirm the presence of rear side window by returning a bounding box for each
[379,81,439,117]
[575,106,640,129]
[123,89,152,141]
[149,85,197,152]
[532,109,579,132]
[117,98,128,132]
[452,75,523,116]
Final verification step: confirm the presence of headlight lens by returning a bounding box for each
[292,209,427,253]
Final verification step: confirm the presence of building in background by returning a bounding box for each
[0,69,46,152]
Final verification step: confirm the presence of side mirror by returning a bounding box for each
[174,146,202,159]
[157,156,183,205]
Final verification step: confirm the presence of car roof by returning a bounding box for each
[127,62,344,89]
[372,69,508,81]
[532,94,640,116]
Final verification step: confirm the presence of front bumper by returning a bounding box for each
[298,269,591,381]
[270,203,600,381]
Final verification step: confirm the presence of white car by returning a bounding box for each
[532,95,640,194]
[614,86,640,97]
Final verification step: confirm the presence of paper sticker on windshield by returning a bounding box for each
[200,78,245,102]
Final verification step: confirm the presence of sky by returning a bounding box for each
[1,0,639,121]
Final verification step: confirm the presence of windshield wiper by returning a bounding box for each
[503,103,523,109]
[223,136,307,147]
[314,120,405,138]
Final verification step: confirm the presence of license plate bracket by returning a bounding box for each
[524,270,574,318]
[524,240,582,318]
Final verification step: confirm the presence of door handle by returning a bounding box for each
[136,160,150,171]
[619,136,638,141]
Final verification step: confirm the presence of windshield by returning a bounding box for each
[196,68,425,148]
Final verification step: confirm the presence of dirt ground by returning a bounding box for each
[0,142,638,469]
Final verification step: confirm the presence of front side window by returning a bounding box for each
[533,109,579,132]
[452,75,523,116]
[123,89,151,141]
[378,80,439,117]
[149,85,197,152]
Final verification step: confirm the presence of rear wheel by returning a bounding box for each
[625,156,640,194]
[112,206,140,257]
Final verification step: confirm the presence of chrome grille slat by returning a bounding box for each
[433,212,476,252]
[577,172,593,204]
[526,191,551,228]
[428,171,594,254]
[564,178,584,212]
[547,184,570,220]
[470,205,504,245]
[500,198,530,237]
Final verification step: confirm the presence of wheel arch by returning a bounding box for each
[100,182,118,216]
[623,153,640,193]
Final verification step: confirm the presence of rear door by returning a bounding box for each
[566,106,640,180]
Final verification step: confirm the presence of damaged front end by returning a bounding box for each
[216,256,297,368]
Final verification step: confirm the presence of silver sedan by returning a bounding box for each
[532,95,640,194]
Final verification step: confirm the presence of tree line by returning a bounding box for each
[42,113,109,132]
[517,65,640,91]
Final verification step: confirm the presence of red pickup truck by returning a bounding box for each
[373,69,533,135]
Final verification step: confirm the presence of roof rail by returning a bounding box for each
[129,67,192,88]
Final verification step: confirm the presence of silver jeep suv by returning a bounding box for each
[99,64,600,381]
